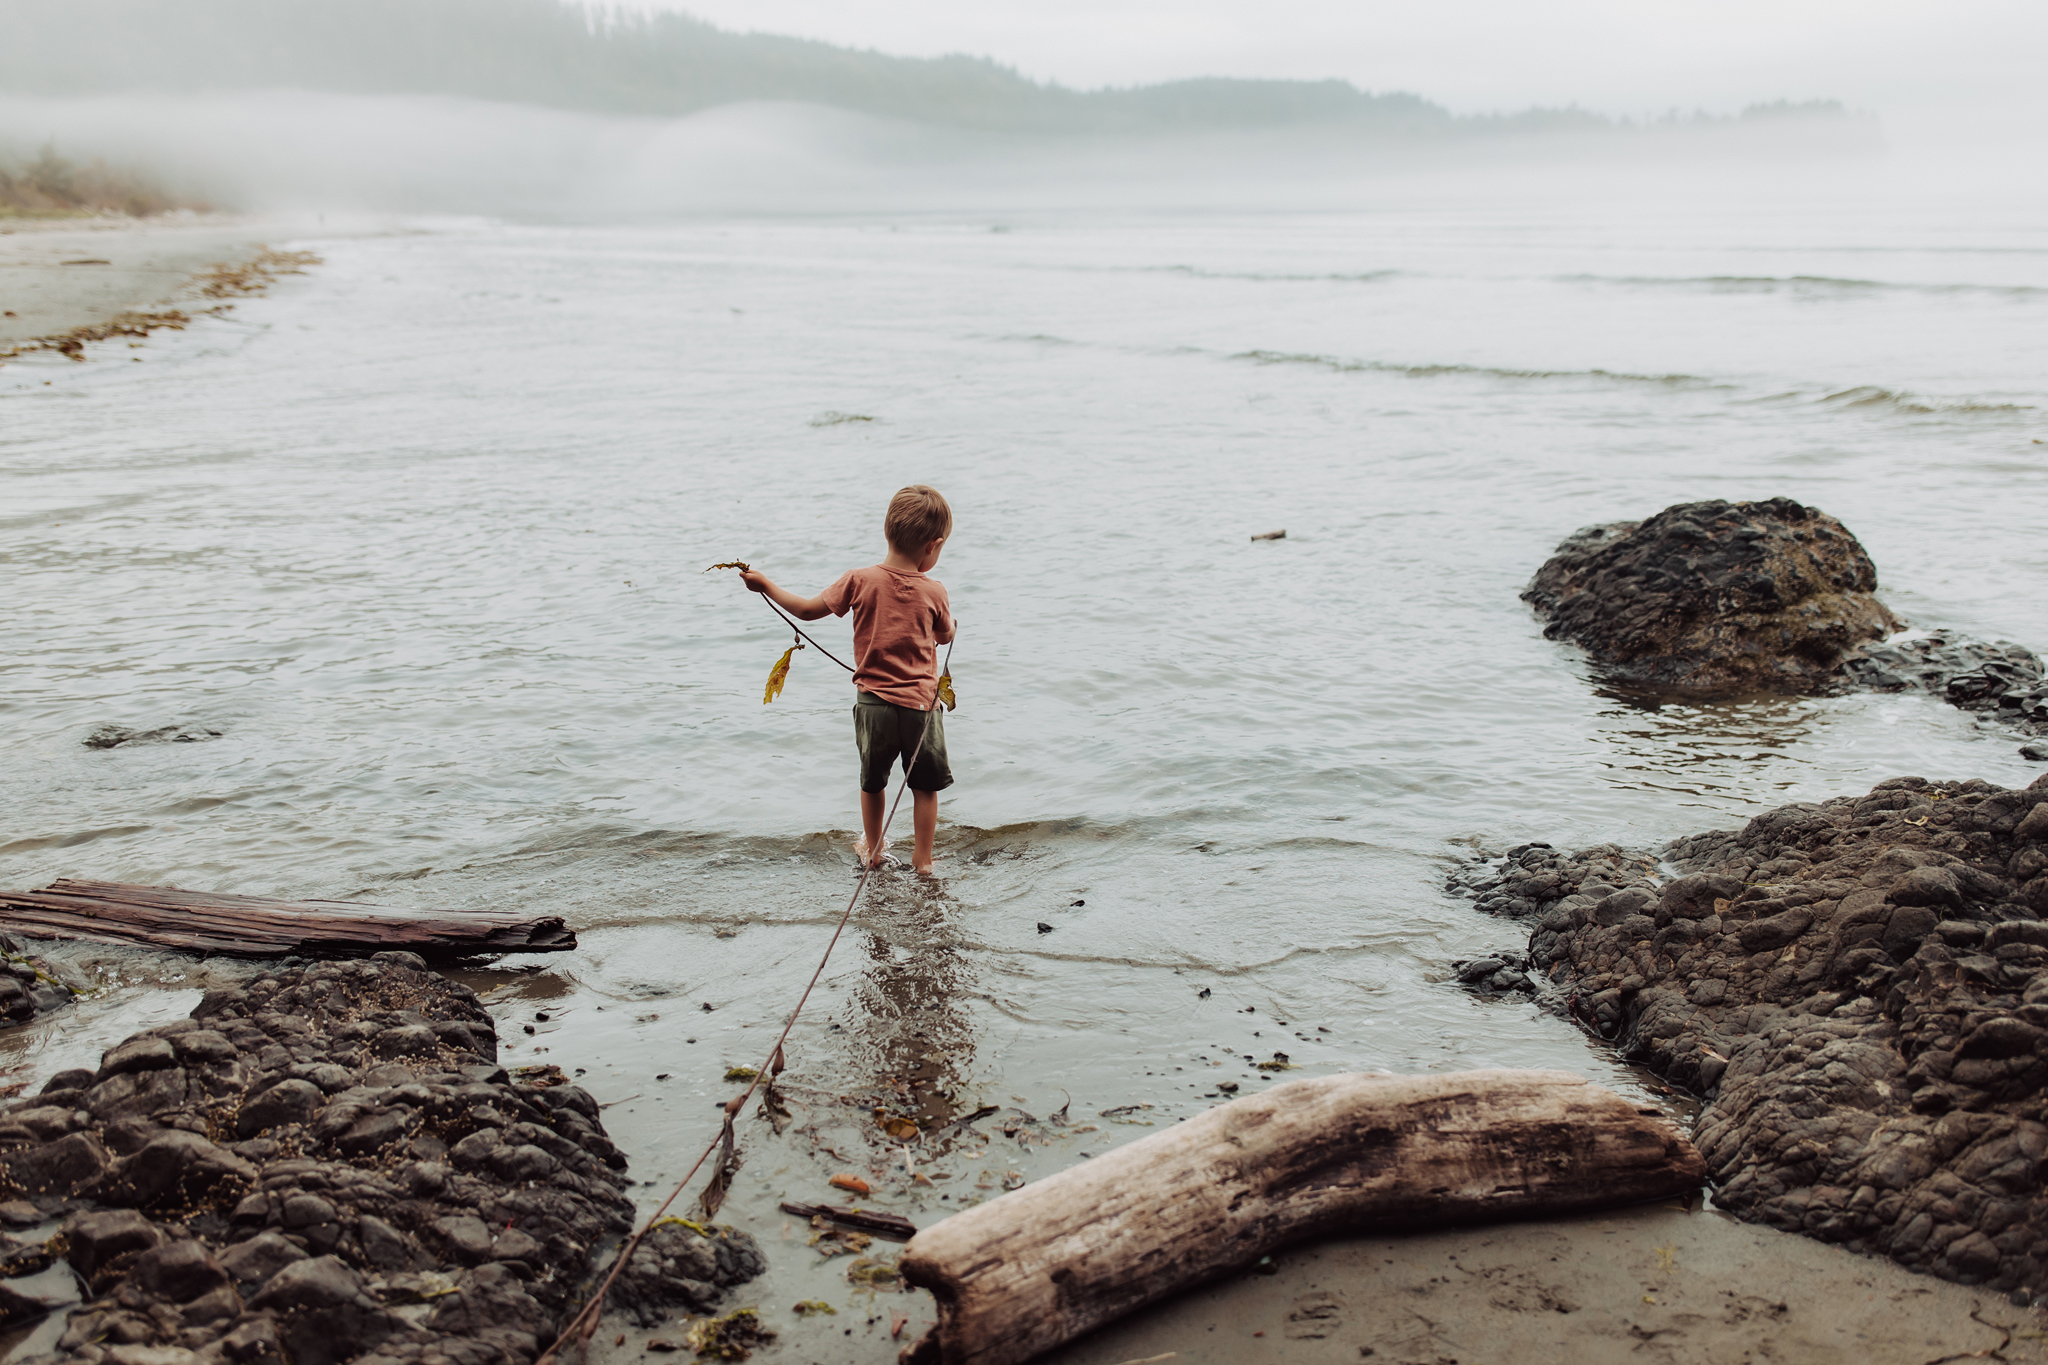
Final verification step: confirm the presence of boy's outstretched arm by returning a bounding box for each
[737,568,831,620]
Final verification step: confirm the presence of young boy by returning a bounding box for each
[739,485,956,874]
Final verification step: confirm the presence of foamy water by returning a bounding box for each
[2,180,2045,1347]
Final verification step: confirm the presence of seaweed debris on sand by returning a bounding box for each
[1450,772,2048,1297]
[0,246,320,366]
[0,953,764,1365]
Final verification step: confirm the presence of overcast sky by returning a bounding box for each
[628,0,2045,129]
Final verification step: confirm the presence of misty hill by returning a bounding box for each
[0,0,1858,139]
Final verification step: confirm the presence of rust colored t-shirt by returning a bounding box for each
[820,564,954,710]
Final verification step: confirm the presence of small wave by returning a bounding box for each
[1030,262,1405,286]
[1151,265,1404,285]
[0,823,154,857]
[1234,349,1725,390]
[809,411,876,427]
[1558,272,2048,300]
[1815,386,2034,416]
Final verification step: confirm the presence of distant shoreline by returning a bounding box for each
[0,215,300,362]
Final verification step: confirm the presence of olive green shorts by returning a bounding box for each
[854,691,953,793]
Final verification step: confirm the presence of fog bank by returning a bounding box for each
[0,90,1935,220]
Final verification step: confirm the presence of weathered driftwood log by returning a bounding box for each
[0,878,575,958]
[899,1069,1704,1365]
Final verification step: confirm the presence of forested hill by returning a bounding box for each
[0,0,1854,139]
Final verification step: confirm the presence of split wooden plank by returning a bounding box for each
[898,1069,1705,1365]
[0,878,574,958]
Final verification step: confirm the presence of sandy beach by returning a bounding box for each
[581,1175,2039,1365]
[0,214,288,353]
[1032,1200,2041,1365]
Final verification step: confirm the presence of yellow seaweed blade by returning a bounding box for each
[937,672,957,711]
[705,560,751,572]
[764,646,796,704]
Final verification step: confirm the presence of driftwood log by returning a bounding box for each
[899,1069,1704,1365]
[779,1202,920,1241]
[0,878,575,958]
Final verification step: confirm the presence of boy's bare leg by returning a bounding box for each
[911,789,938,874]
[858,790,886,867]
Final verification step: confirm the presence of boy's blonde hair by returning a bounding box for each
[885,485,952,553]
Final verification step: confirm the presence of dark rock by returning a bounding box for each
[130,1239,232,1302]
[84,723,223,749]
[1891,866,1963,909]
[603,1221,767,1328]
[254,1257,404,1365]
[1842,635,2045,725]
[248,1255,372,1313]
[98,1037,177,1081]
[4,1129,110,1197]
[1525,504,2045,741]
[104,1131,257,1208]
[369,1025,439,1061]
[1522,498,1899,693]
[1451,771,2048,1298]
[332,1109,409,1155]
[218,1314,288,1365]
[356,1215,413,1270]
[218,1232,309,1287]
[63,1208,167,1285]
[237,1080,324,1138]
[86,1065,193,1122]
[432,1214,494,1263]
[41,1068,95,1094]
[14,957,640,1365]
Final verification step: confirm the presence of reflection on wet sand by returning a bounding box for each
[841,877,979,1147]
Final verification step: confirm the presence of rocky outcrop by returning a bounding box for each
[1523,498,1901,693]
[0,954,763,1365]
[1523,498,2047,747]
[1842,634,2048,744]
[1450,773,2048,1297]
[83,725,223,750]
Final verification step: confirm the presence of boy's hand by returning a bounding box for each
[735,568,833,620]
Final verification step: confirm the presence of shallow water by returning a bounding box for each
[3,175,2046,1346]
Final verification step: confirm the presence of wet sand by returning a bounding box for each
[0,214,285,350]
[586,1192,2043,1365]
[1034,1201,2041,1365]
[613,1199,2044,1364]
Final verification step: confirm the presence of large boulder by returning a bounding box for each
[13,956,650,1365]
[1451,772,2048,1296]
[1523,497,1900,693]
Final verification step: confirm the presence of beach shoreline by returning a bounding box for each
[0,214,301,358]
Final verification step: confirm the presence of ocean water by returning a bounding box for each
[3,175,2046,1349]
